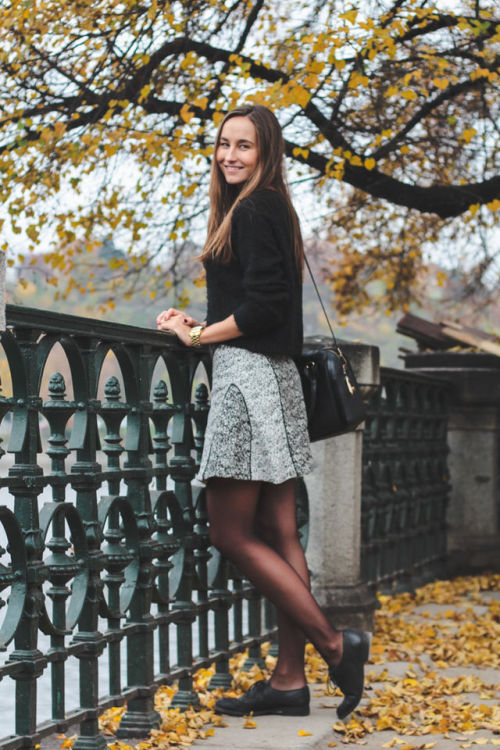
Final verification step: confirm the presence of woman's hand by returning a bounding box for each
[156,310,242,347]
[156,308,203,328]
[156,312,193,346]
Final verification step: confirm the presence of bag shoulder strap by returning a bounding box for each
[303,253,338,347]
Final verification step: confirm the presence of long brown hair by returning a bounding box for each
[200,105,304,271]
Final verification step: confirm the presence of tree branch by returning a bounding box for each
[372,78,486,159]
[285,139,500,218]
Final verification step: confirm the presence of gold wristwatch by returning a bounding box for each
[189,325,204,348]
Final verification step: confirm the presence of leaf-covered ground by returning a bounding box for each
[58,573,500,750]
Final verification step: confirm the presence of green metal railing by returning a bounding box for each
[0,305,451,747]
[0,305,309,750]
[361,367,450,590]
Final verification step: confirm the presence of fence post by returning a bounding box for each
[6,325,47,748]
[303,339,379,631]
[71,335,107,750]
[115,343,161,738]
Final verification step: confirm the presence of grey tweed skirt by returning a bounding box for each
[197,345,313,484]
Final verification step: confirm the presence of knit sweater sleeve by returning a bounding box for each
[231,195,291,337]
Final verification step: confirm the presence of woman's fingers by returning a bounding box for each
[156,310,203,327]
[182,315,201,326]
[156,308,184,325]
[156,316,192,346]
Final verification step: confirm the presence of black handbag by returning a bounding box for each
[297,257,366,442]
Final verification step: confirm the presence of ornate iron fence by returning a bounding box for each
[0,305,309,750]
[0,305,452,747]
[361,367,450,590]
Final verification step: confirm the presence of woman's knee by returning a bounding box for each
[208,522,251,558]
[256,515,299,551]
[208,523,228,553]
[206,478,261,555]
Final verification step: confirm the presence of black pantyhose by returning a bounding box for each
[206,477,342,689]
[256,480,310,689]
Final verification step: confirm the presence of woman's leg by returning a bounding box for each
[256,479,310,690]
[206,477,342,667]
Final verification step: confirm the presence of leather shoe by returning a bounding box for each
[214,679,310,716]
[329,629,371,719]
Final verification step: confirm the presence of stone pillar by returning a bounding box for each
[404,351,500,575]
[304,338,379,631]
[0,251,5,331]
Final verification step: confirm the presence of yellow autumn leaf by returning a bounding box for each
[193,96,208,110]
[292,147,310,159]
[304,73,319,89]
[340,9,357,23]
[59,736,76,749]
[298,729,313,736]
[292,86,311,108]
[180,103,194,123]
[364,158,376,170]
[108,256,123,270]
[460,128,477,143]
[487,199,500,211]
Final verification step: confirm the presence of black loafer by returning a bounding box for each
[214,679,310,716]
[329,629,371,719]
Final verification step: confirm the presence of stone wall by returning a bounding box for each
[404,350,500,575]
[304,338,380,631]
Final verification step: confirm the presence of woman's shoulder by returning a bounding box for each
[235,188,288,217]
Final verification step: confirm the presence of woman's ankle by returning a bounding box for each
[269,671,307,691]
[322,632,343,667]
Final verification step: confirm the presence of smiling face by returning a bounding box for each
[216,116,259,185]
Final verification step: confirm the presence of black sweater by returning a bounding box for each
[205,189,303,356]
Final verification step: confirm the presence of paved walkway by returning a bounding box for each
[195,580,500,750]
[44,576,500,750]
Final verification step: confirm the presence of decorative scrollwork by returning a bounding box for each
[39,501,89,634]
[151,489,188,603]
[0,507,27,650]
[98,495,139,617]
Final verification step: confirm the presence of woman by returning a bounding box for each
[156,104,370,719]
